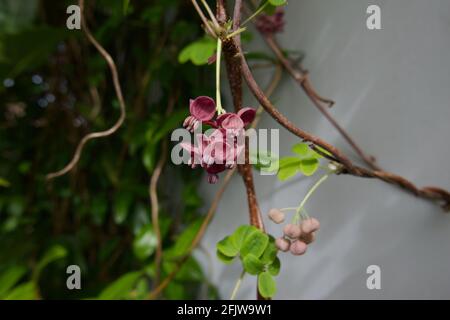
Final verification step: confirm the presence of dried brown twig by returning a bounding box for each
[46,0,126,180]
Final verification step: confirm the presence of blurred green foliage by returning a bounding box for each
[0,0,219,299]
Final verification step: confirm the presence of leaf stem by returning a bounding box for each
[293,171,333,222]
[230,270,246,300]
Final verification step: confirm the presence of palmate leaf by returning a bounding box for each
[98,271,142,300]
[178,37,216,66]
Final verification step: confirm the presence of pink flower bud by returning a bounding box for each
[300,232,316,245]
[283,224,302,239]
[301,218,320,234]
[268,209,285,224]
[275,237,290,252]
[290,240,307,256]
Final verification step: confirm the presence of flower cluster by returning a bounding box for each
[255,8,285,35]
[181,96,256,184]
[268,208,320,256]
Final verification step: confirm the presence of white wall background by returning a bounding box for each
[198,0,450,299]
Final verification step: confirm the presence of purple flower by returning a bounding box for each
[183,96,216,132]
[180,96,256,183]
[255,7,285,35]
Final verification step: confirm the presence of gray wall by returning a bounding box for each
[199,0,450,299]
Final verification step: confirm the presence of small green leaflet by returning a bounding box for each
[178,37,216,66]
[275,143,322,181]
[258,271,277,298]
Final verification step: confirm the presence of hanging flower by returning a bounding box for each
[180,96,256,183]
[255,7,285,35]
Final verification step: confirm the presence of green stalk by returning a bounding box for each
[230,270,246,300]
[215,38,225,114]
[292,171,332,222]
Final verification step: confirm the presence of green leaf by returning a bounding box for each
[250,149,279,172]
[217,250,235,264]
[168,219,202,258]
[268,0,287,6]
[98,271,142,300]
[113,193,132,224]
[291,143,311,158]
[277,165,299,181]
[258,271,277,298]
[230,225,258,251]
[133,225,157,261]
[263,4,277,15]
[0,265,28,298]
[217,236,239,258]
[243,254,265,275]
[268,257,281,276]
[315,145,332,158]
[178,37,216,66]
[33,245,67,281]
[4,282,36,300]
[278,157,302,168]
[240,230,269,258]
[0,177,10,187]
[300,158,319,176]
[277,156,303,180]
[260,236,278,264]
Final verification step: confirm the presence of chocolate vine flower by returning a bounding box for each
[183,96,216,132]
[255,8,285,35]
[180,96,256,183]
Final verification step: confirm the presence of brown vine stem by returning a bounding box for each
[150,94,177,293]
[233,36,450,211]
[46,0,126,180]
[149,140,167,292]
[226,0,265,300]
[147,65,283,299]
[223,0,265,232]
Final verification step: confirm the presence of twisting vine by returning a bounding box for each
[45,0,126,180]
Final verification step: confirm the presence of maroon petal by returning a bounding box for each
[237,107,256,126]
[216,113,233,127]
[190,96,216,121]
[220,113,244,130]
[207,173,219,184]
[206,163,227,174]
